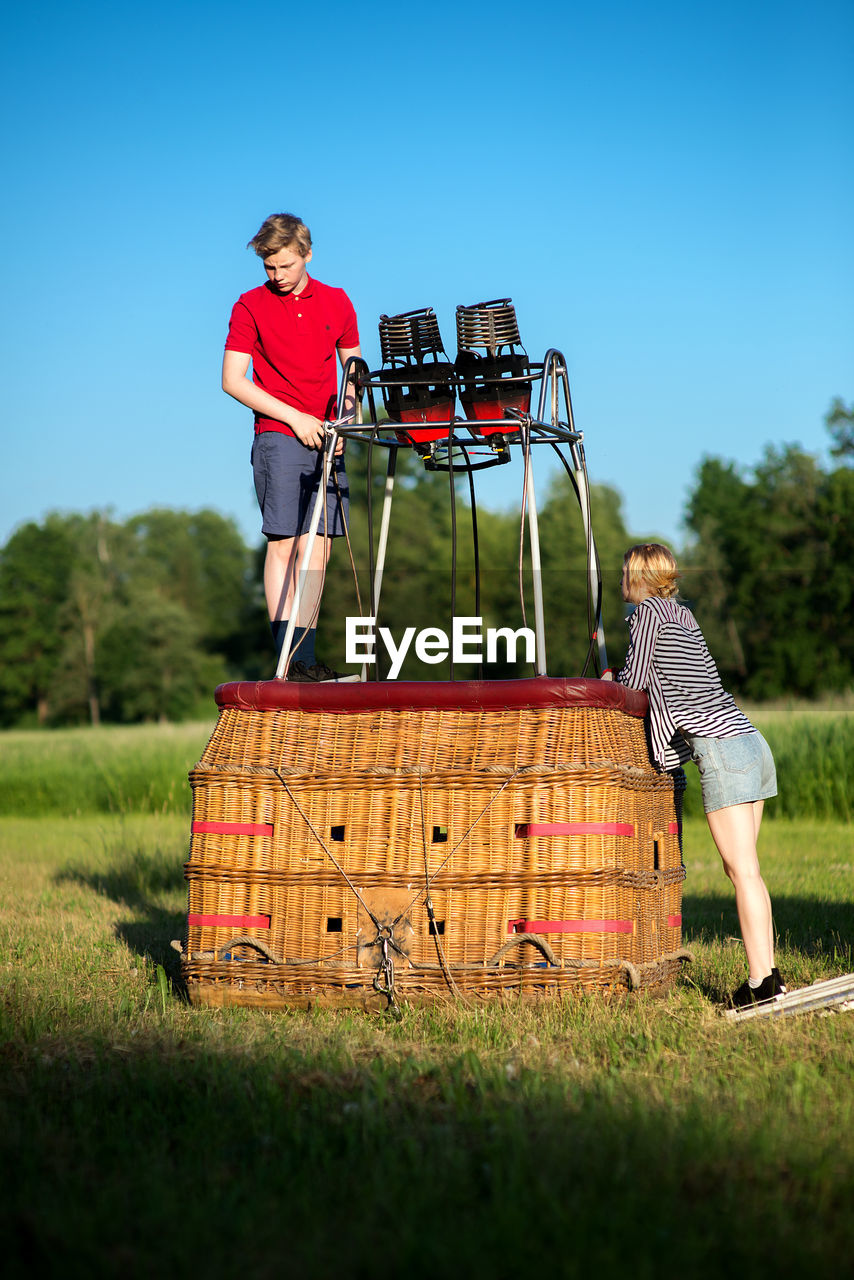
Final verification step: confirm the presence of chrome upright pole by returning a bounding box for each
[557,357,608,671]
[367,447,398,680]
[522,420,547,675]
[274,428,338,680]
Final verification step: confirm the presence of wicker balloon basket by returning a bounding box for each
[178,678,688,1010]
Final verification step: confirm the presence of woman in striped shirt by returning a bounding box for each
[606,543,786,1009]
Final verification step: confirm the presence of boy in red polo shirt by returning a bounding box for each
[222,213,361,681]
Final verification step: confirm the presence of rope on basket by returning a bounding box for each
[214,936,284,963]
[488,932,560,967]
[392,768,522,934]
[274,769,408,1011]
[417,769,472,1006]
[387,766,523,1004]
[276,766,521,1009]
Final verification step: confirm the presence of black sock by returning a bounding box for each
[292,626,316,665]
[270,619,287,658]
[270,620,316,664]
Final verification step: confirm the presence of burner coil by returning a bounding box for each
[376,309,455,443]
[455,298,532,432]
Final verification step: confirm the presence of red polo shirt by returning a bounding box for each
[224,277,360,434]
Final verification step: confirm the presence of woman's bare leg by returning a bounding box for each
[706,800,775,980]
[751,799,775,961]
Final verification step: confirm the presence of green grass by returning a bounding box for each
[751,711,853,821]
[0,719,214,817]
[1,701,851,821]
[0,812,852,1278]
[672,700,852,822]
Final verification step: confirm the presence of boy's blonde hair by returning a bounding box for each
[247,213,312,259]
[623,543,680,599]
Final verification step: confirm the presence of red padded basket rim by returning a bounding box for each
[214,676,648,718]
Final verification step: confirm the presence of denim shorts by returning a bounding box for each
[251,431,349,539]
[682,730,777,814]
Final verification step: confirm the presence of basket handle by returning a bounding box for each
[488,932,559,968]
[215,936,283,964]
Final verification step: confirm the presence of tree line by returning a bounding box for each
[1,404,850,726]
[680,400,853,699]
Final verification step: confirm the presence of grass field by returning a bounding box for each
[2,699,850,821]
[1,714,852,1278]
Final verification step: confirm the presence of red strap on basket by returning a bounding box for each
[515,822,635,837]
[668,822,681,835]
[188,914,271,929]
[192,821,274,837]
[508,918,634,934]
[667,915,682,927]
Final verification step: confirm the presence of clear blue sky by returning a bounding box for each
[1,0,852,553]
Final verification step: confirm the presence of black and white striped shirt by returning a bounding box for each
[615,596,755,770]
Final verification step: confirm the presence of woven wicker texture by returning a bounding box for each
[182,687,687,1008]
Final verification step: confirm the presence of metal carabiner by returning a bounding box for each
[371,925,398,1009]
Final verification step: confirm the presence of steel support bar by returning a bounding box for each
[523,432,547,675]
[274,428,339,680]
[366,447,398,679]
[553,352,609,673]
[571,445,608,673]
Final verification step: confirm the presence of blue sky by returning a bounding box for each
[1,0,851,554]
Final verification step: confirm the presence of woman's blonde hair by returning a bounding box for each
[247,212,312,259]
[623,542,680,600]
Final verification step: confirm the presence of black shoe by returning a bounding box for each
[771,967,788,994]
[730,968,787,1009]
[286,660,361,684]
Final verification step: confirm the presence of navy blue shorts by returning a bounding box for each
[251,431,349,539]
[682,730,777,814]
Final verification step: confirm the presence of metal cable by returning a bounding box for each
[416,770,472,1004]
[447,421,457,680]
[332,465,362,620]
[547,441,602,677]
[389,768,520,932]
[274,769,405,1004]
[364,425,383,680]
[457,441,483,679]
[517,420,532,662]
